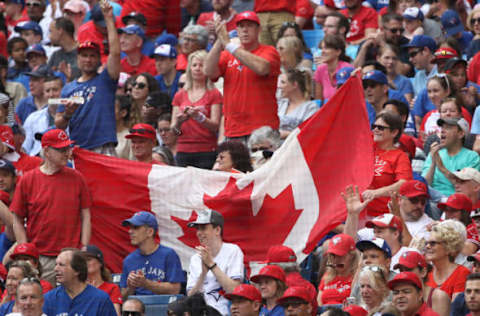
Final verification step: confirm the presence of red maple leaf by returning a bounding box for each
[173,177,303,263]
[171,212,200,249]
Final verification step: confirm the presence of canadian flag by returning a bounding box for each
[73,75,374,273]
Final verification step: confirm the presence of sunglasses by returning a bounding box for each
[133,82,147,89]
[388,27,404,34]
[129,128,155,135]
[471,18,480,25]
[251,146,271,153]
[122,312,142,316]
[26,2,42,7]
[363,81,379,89]
[409,49,422,58]
[371,124,392,131]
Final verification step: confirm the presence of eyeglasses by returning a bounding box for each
[26,2,42,7]
[388,27,404,34]
[122,312,142,316]
[182,37,197,43]
[133,82,147,89]
[471,18,480,25]
[129,128,155,135]
[371,124,392,131]
[425,240,442,247]
[409,49,422,58]
[361,265,386,281]
[405,196,427,205]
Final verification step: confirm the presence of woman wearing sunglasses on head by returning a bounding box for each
[357,265,391,314]
[130,73,159,125]
[362,111,413,222]
[171,50,221,169]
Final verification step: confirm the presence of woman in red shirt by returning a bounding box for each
[362,111,413,220]
[171,49,221,169]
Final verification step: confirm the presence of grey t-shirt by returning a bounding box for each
[47,48,81,80]
[278,99,319,131]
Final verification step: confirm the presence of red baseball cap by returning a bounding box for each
[277,286,311,305]
[321,288,343,305]
[41,129,74,148]
[344,305,368,316]
[78,40,100,53]
[366,213,403,232]
[393,250,427,270]
[399,180,429,198]
[250,265,286,283]
[10,243,39,260]
[326,233,355,256]
[437,193,472,212]
[387,271,423,290]
[125,123,156,141]
[0,125,15,151]
[266,245,296,263]
[224,284,262,302]
[433,47,458,62]
[236,11,260,25]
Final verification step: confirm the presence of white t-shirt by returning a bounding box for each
[405,213,433,240]
[187,242,244,316]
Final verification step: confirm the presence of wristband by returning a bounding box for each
[194,112,206,123]
[208,263,217,270]
[225,42,240,54]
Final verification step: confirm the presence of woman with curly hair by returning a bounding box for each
[213,141,253,173]
[425,220,470,303]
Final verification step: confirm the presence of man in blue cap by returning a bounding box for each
[119,24,156,76]
[120,211,184,300]
[153,44,182,100]
[121,12,155,57]
[14,21,42,47]
[403,35,437,96]
[441,10,472,55]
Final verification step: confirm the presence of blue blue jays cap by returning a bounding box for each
[356,237,392,258]
[441,10,464,37]
[362,70,388,85]
[336,67,354,85]
[14,21,42,37]
[403,35,436,52]
[122,211,158,231]
[25,44,46,57]
[118,24,145,40]
[155,32,178,47]
[153,44,177,59]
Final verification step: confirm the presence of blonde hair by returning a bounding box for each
[322,250,359,284]
[185,50,214,91]
[467,8,480,31]
[358,265,389,304]
[431,219,466,261]
[277,36,303,69]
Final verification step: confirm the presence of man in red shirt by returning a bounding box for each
[254,0,296,45]
[340,0,378,44]
[205,11,280,141]
[389,272,439,316]
[119,25,156,76]
[11,129,91,286]
[197,0,238,44]
[126,123,162,165]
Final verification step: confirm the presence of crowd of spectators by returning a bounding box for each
[4,0,480,315]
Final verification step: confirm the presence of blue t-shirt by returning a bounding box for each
[58,69,117,149]
[366,89,408,124]
[43,284,116,316]
[393,74,414,98]
[260,305,285,316]
[0,300,14,315]
[155,71,182,100]
[15,95,39,124]
[0,233,14,263]
[120,244,185,295]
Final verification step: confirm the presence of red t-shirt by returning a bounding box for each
[13,152,42,177]
[340,6,378,43]
[420,109,472,135]
[366,146,413,216]
[217,44,280,137]
[5,11,29,38]
[319,275,353,302]
[468,52,480,85]
[77,21,108,64]
[0,32,6,58]
[197,12,237,32]
[416,303,440,316]
[176,54,188,72]
[254,0,296,14]
[172,88,222,153]
[10,167,92,256]
[467,222,480,249]
[120,55,157,76]
[120,0,181,37]
[286,272,317,316]
[98,282,123,305]
[426,265,470,298]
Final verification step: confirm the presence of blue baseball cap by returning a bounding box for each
[362,70,388,85]
[336,67,354,85]
[441,10,464,37]
[356,237,392,258]
[122,211,158,231]
[25,64,53,78]
[14,21,42,38]
[118,24,145,40]
[91,4,106,28]
[153,44,177,59]
[0,159,16,175]
[402,7,424,21]
[26,44,46,57]
[155,32,178,47]
[403,35,436,52]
